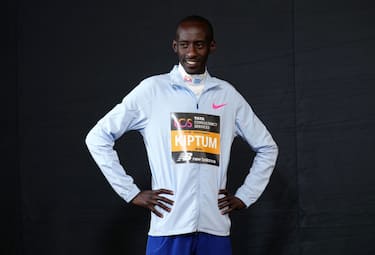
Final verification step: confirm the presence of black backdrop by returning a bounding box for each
[3,0,375,254]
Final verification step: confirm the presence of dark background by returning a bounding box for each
[3,0,375,254]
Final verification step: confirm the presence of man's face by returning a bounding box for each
[173,21,216,74]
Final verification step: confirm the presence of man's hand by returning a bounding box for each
[218,189,246,215]
[131,189,174,218]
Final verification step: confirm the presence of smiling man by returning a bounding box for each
[173,16,215,74]
[86,15,278,255]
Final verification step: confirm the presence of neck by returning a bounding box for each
[178,63,206,77]
[177,63,207,87]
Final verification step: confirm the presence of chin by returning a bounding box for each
[184,66,204,75]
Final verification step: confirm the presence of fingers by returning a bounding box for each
[156,189,174,195]
[135,188,244,217]
[218,189,230,207]
[218,190,245,215]
[218,189,228,195]
[155,189,174,206]
[133,189,175,218]
[218,195,234,214]
[149,199,173,218]
[218,190,231,215]
[150,190,175,217]
[220,206,232,215]
[149,205,163,218]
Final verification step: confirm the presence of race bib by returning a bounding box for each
[171,112,220,166]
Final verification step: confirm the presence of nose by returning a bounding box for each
[186,44,197,57]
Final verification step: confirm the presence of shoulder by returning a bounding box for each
[210,75,243,96]
[208,75,252,111]
[141,72,171,84]
[128,72,170,95]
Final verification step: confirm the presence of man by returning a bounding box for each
[86,15,278,255]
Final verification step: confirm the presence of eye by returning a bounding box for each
[178,42,188,48]
[195,42,205,49]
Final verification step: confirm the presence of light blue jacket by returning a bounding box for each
[85,66,278,236]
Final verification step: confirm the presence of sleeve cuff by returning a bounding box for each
[123,185,141,203]
[235,190,256,208]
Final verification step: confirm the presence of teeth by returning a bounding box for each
[187,61,197,65]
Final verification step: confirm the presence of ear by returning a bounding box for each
[209,40,217,53]
[172,40,178,53]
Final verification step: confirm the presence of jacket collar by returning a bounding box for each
[169,65,220,91]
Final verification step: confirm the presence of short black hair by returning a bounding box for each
[176,15,214,42]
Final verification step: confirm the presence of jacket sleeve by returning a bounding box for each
[85,88,149,203]
[233,96,278,207]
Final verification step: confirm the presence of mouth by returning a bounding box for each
[185,59,200,66]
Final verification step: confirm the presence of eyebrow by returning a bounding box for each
[177,40,206,43]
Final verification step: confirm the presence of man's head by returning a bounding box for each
[172,15,216,74]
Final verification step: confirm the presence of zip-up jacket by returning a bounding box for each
[85,65,278,236]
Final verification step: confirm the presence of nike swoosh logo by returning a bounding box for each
[212,103,227,109]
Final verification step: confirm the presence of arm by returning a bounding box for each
[230,96,278,209]
[86,121,174,217]
[85,100,144,203]
[86,88,174,217]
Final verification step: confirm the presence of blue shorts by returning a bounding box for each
[146,232,232,255]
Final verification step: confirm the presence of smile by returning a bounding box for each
[186,60,199,65]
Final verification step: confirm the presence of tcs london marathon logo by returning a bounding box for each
[171,112,220,166]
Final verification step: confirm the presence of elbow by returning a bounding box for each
[272,141,279,159]
[271,143,279,167]
[85,124,114,150]
[85,130,92,150]
[274,143,279,156]
[85,127,96,149]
